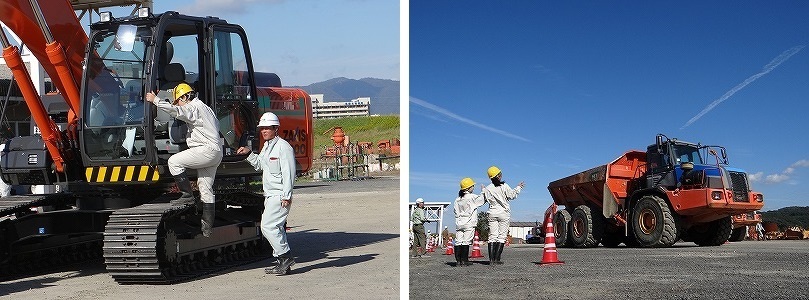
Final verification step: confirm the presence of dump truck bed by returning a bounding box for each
[547,151,647,212]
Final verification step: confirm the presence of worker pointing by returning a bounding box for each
[483,166,524,265]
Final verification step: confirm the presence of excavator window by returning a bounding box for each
[211,29,254,154]
[153,32,201,154]
[83,25,151,161]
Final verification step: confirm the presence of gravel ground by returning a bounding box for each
[410,240,809,299]
[0,176,400,299]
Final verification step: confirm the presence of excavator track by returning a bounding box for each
[0,194,75,216]
[103,192,269,284]
[0,193,105,279]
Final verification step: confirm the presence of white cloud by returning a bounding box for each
[410,96,532,143]
[410,171,461,190]
[681,45,805,129]
[765,174,790,184]
[792,160,809,167]
[179,0,284,16]
[752,159,809,184]
[748,172,763,182]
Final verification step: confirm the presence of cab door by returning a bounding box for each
[206,25,258,163]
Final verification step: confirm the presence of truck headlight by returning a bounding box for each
[711,191,722,200]
[755,194,764,202]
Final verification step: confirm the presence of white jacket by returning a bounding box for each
[154,97,222,150]
[454,192,486,230]
[483,183,522,217]
[244,137,296,200]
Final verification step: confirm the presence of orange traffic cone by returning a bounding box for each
[469,231,484,258]
[539,204,564,265]
[426,236,434,253]
[444,237,454,255]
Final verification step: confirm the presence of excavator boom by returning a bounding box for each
[0,0,86,112]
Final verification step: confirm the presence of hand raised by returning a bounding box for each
[145,90,158,103]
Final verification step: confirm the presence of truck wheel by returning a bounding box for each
[693,216,732,246]
[554,210,572,248]
[728,226,747,242]
[570,205,604,248]
[631,195,677,247]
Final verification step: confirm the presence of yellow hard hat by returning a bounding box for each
[173,83,194,103]
[460,177,475,190]
[487,166,501,179]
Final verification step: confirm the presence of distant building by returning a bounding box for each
[509,221,541,243]
[310,94,371,119]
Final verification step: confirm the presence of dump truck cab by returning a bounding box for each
[645,136,729,192]
[640,135,763,220]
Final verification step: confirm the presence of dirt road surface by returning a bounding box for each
[411,240,809,299]
[0,177,400,299]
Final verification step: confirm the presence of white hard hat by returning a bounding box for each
[416,198,424,203]
[257,112,280,127]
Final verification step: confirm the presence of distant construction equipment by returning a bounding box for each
[317,126,401,180]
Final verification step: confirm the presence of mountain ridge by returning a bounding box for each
[290,77,399,115]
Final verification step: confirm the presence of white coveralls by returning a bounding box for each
[454,191,486,246]
[483,183,522,243]
[244,136,296,257]
[154,97,223,204]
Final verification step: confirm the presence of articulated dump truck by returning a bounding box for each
[547,134,763,248]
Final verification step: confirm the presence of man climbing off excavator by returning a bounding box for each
[146,83,223,237]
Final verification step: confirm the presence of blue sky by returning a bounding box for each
[82,0,400,86]
[410,1,809,230]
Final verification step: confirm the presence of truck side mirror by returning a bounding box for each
[721,148,727,160]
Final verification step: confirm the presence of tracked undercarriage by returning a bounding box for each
[1,186,272,283]
[0,194,105,278]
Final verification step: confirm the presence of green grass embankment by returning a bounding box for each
[313,115,400,154]
[304,115,400,180]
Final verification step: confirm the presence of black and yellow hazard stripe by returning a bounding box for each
[85,166,161,182]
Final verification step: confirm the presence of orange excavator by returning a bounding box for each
[0,0,312,283]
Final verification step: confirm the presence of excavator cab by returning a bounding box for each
[80,11,262,183]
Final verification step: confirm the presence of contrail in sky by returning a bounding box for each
[410,96,531,142]
[681,45,805,129]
